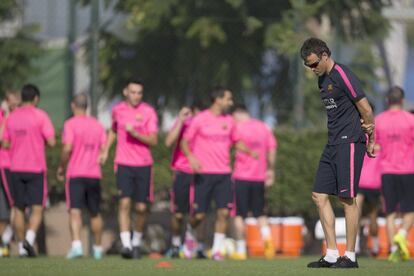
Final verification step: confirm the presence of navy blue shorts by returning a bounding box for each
[314,143,365,198]
[193,174,233,213]
[171,171,193,214]
[66,177,101,216]
[381,174,414,214]
[116,165,152,203]
[234,180,265,218]
[11,172,46,209]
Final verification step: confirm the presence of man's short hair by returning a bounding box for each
[72,93,88,110]
[300,37,331,59]
[125,78,144,87]
[210,86,229,103]
[387,86,404,105]
[21,84,40,102]
[232,104,248,114]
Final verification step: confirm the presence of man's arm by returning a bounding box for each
[47,137,56,147]
[356,97,375,157]
[165,107,191,147]
[235,141,259,159]
[181,138,201,172]
[265,149,277,186]
[57,144,72,181]
[125,124,158,146]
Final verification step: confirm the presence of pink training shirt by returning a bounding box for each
[63,115,107,179]
[359,152,381,189]
[0,110,11,169]
[375,109,414,174]
[2,105,55,173]
[111,101,158,167]
[183,109,238,174]
[170,117,193,174]
[233,119,277,182]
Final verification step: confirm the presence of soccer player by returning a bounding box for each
[375,86,414,262]
[300,38,375,268]
[103,79,158,259]
[165,104,204,258]
[181,87,250,261]
[0,90,21,257]
[231,104,277,260]
[2,84,56,257]
[56,94,107,260]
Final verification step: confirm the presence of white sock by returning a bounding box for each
[398,229,407,238]
[345,250,356,262]
[371,236,379,253]
[18,242,27,255]
[391,245,398,253]
[72,240,82,250]
[132,231,142,247]
[120,231,132,249]
[93,245,103,253]
[25,230,36,246]
[324,248,339,263]
[172,235,181,247]
[260,225,271,240]
[236,239,246,254]
[212,233,225,254]
[2,225,13,245]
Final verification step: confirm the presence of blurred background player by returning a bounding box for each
[103,79,158,259]
[0,90,21,257]
[230,104,277,261]
[181,87,249,261]
[375,86,414,262]
[165,104,207,259]
[57,94,107,260]
[356,103,381,257]
[2,84,56,257]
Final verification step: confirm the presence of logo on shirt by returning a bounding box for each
[328,84,334,92]
[135,113,144,121]
[322,98,338,110]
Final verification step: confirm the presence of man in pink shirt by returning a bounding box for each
[56,94,107,260]
[375,86,414,262]
[231,104,277,260]
[165,104,205,259]
[2,84,56,257]
[0,90,21,257]
[181,87,250,260]
[103,79,158,259]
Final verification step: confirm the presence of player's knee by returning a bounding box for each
[312,192,327,207]
[174,213,184,220]
[119,199,131,212]
[135,203,147,214]
[217,208,229,219]
[339,197,354,206]
[194,213,205,222]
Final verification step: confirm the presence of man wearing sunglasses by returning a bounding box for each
[300,38,375,268]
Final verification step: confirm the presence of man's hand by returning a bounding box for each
[366,140,376,158]
[188,155,202,172]
[125,123,134,134]
[98,150,108,165]
[360,119,374,134]
[56,166,65,182]
[265,169,275,187]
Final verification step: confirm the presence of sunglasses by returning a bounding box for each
[304,58,321,69]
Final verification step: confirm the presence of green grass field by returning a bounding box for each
[1,256,414,276]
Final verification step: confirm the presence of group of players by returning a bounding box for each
[0,82,277,262]
[0,37,413,269]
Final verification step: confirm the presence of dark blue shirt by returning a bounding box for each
[318,63,366,145]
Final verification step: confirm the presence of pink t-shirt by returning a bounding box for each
[3,106,55,173]
[111,101,158,167]
[375,109,414,174]
[0,110,11,169]
[170,117,193,174]
[183,109,237,174]
[63,115,107,179]
[233,119,277,182]
[359,152,381,189]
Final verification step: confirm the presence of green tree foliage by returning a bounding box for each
[0,0,42,93]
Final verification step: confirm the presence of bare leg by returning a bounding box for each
[312,193,337,250]
[401,212,414,233]
[90,213,103,246]
[386,212,397,246]
[28,205,43,233]
[234,216,245,241]
[13,207,25,242]
[340,197,360,252]
[69,209,82,241]
[118,198,131,232]
[134,203,147,233]
[215,208,229,234]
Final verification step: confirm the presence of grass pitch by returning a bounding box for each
[1,256,413,276]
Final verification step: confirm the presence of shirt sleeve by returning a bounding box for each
[62,122,74,145]
[42,113,55,140]
[335,64,366,102]
[145,108,159,134]
[231,120,240,143]
[183,116,200,142]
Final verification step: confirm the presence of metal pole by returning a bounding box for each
[90,0,99,116]
[67,0,77,117]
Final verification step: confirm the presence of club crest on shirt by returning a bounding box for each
[327,84,334,92]
[135,113,144,121]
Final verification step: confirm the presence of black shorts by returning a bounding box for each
[11,171,47,209]
[171,171,193,214]
[116,165,153,203]
[193,174,233,214]
[358,188,381,205]
[66,177,101,216]
[314,143,365,198]
[234,180,265,218]
[381,174,414,214]
[0,169,13,220]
